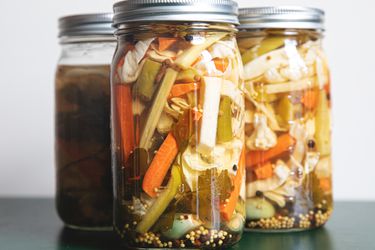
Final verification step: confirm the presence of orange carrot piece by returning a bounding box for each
[220,148,245,221]
[246,134,296,169]
[168,82,199,99]
[254,162,274,180]
[192,108,202,121]
[116,85,135,162]
[158,38,178,51]
[320,177,332,192]
[301,90,318,109]
[142,133,179,198]
[213,58,229,72]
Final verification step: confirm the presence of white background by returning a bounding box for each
[0,0,374,200]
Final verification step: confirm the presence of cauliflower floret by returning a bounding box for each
[121,38,154,83]
[246,113,277,150]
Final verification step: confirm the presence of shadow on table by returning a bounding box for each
[234,227,334,250]
[57,226,333,250]
[58,227,122,250]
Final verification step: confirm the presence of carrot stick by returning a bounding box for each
[246,134,296,169]
[254,162,274,180]
[116,85,135,162]
[158,38,178,51]
[301,90,318,109]
[142,133,178,198]
[320,177,332,192]
[168,82,199,99]
[192,108,202,121]
[213,58,229,72]
[220,148,245,221]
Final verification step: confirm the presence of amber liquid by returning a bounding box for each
[55,65,112,229]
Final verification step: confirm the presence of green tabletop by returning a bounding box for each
[0,199,373,250]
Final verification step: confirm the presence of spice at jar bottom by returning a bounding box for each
[238,7,333,232]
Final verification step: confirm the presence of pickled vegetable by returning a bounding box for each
[136,165,182,234]
[135,59,162,101]
[240,31,333,231]
[315,90,331,156]
[242,37,285,65]
[217,96,233,143]
[112,30,245,249]
[55,65,112,228]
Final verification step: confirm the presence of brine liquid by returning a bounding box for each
[239,32,333,231]
[55,65,112,229]
[112,28,245,249]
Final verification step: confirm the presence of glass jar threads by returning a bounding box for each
[238,7,333,232]
[55,13,116,230]
[111,0,246,248]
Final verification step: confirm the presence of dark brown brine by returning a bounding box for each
[55,65,112,229]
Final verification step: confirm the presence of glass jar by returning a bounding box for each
[111,0,246,248]
[238,7,333,232]
[55,13,116,230]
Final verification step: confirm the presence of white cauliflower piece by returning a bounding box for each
[121,38,154,83]
[246,113,277,150]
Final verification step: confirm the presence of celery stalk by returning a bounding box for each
[140,69,178,149]
[176,68,199,82]
[135,59,162,102]
[139,33,226,149]
[175,33,227,69]
[136,166,182,234]
[242,37,286,65]
[315,90,331,156]
[217,96,233,143]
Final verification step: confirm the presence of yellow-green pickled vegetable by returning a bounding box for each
[135,59,162,101]
[276,95,294,128]
[140,69,178,149]
[315,90,331,156]
[176,68,199,83]
[246,198,275,220]
[242,37,285,65]
[217,96,233,143]
[175,33,227,69]
[136,165,182,234]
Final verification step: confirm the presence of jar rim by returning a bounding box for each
[58,13,115,38]
[113,0,239,28]
[238,6,325,30]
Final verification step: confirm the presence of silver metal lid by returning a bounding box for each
[113,0,239,27]
[58,13,115,37]
[239,6,325,30]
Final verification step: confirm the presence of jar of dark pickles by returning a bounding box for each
[111,0,246,248]
[238,7,333,232]
[55,13,116,230]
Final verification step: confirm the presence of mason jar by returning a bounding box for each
[55,13,116,230]
[238,7,333,232]
[111,0,246,248]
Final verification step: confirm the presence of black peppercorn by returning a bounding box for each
[232,164,238,171]
[307,139,316,149]
[255,191,263,197]
[184,35,194,42]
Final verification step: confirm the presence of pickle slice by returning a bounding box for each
[176,68,199,83]
[242,37,286,65]
[135,59,162,102]
[140,69,178,149]
[136,165,182,234]
[246,198,275,220]
[276,95,294,128]
[315,90,331,156]
[217,96,233,143]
